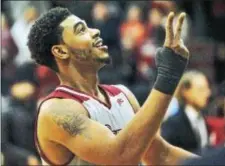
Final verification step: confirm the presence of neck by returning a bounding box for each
[58,62,101,96]
[186,104,200,114]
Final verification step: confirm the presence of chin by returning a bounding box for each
[196,103,207,111]
[96,52,112,64]
[96,56,112,65]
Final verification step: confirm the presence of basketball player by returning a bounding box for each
[28,7,197,165]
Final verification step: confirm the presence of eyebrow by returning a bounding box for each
[73,21,86,33]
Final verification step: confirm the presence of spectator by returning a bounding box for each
[1,64,40,166]
[161,70,212,153]
[1,13,18,96]
[1,13,18,64]
[119,4,146,84]
[146,7,165,46]
[120,4,146,50]
[10,6,38,66]
[136,7,165,81]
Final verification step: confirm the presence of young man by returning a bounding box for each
[28,7,197,165]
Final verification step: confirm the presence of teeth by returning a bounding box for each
[94,39,104,47]
[96,42,103,47]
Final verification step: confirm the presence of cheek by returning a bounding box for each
[73,38,92,49]
[196,92,208,105]
[188,91,199,103]
[65,33,92,50]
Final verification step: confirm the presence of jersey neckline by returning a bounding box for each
[57,84,112,109]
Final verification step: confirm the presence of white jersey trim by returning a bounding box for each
[56,87,91,99]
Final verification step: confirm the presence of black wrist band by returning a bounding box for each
[153,47,188,95]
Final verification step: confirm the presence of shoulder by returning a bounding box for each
[40,98,86,114]
[37,98,89,138]
[162,109,185,128]
[102,84,140,112]
[113,84,140,113]
[113,84,132,95]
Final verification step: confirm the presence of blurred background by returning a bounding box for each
[1,0,225,165]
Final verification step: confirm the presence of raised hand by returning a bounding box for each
[154,12,190,95]
[164,12,189,59]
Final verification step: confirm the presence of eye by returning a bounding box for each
[79,26,86,34]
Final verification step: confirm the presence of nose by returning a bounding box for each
[90,28,100,39]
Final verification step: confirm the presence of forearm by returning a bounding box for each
[114,89,172,164]
[142,136,198,165]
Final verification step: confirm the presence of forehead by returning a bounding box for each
[60,15,83,28]
[192,75,208,87]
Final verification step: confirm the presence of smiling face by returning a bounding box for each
[52,15,110,69]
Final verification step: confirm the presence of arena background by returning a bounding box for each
[1,1,225,165]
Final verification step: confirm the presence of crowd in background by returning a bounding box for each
[1,1,225,165]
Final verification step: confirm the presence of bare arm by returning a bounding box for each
[39,89,172,165]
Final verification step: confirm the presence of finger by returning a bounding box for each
[173,44,190,58]
[179,39,185,48]
[164,12,175,47]
[174,12,186,42]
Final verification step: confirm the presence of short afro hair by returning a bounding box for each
[27,7,72,72]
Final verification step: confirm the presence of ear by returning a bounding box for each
[51,45,69,60]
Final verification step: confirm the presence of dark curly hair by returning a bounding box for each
[27,7,72,72]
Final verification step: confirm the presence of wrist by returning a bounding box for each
[154,47,188,95]
[154,75,181,95]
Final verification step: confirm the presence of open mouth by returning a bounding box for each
[93,39,108,52]
[94,39,103,47]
